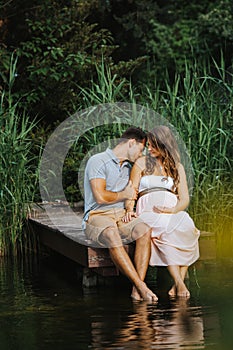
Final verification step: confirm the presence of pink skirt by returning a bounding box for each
[136,191,200,266]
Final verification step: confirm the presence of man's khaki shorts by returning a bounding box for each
[85,208,146,246]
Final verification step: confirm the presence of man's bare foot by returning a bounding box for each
[131,286,142,301]
[132,282,158,302]
[168,285,176,297]
[142,289,158,302]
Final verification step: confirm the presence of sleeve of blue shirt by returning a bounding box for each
[86,153,106,181]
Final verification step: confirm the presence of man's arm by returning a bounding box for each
[90,178,137,205]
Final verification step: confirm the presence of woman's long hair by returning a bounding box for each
[145,126,180,193]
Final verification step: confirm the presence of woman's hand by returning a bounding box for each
[153,205,177,214]
[122,211,138,223]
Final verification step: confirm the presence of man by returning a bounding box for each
[83,127,158,301]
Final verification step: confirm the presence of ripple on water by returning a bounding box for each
[0,257,233,349]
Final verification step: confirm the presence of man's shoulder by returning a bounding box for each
[88,150,109,162]
[86,150,110,169]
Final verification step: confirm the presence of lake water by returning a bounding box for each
[0,254,233,350]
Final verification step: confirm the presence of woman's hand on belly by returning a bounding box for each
[153,205,177,214]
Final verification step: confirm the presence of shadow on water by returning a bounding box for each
[0,254,233,350]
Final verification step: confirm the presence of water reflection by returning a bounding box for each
[90,297,206,349]
[0,257,233,349]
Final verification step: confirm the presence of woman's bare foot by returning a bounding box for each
[131,282,158,302]
[176,281,190,298]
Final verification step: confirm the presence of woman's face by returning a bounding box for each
[147,140,161,158]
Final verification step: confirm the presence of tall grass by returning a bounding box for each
[73,58,233,256]
[0,55,40,256]
[141,61,233,252]
[1,54,232,257]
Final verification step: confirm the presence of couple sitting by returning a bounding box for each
[83,126,200,302]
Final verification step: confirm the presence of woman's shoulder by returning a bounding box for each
[134,156,146,169]
[177,162,185,172]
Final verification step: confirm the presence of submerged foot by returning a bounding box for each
[132,282,158,302]
[131,286,142,301]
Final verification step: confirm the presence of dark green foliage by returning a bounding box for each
[0,0,233,255]
[0,0,146,122]
[15,0,115,120]
[105,0,233,82]
[1,0,233,120]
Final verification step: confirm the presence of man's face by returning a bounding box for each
[128,139,145,162]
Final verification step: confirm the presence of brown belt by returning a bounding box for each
[138,187,173,198]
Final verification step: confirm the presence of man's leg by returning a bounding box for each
[131,223,154,300]
[133,223,152,280]
[100,226,158,302]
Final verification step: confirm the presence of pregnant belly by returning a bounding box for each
[136,191,177,214]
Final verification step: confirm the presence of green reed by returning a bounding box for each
[1,54,232,257]
[0,55,40,256]
[75,58,233,254]
[142,61,232,254]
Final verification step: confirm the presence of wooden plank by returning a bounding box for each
[91,267,120,277]
[28,204,217,276]
[28,206,121,276]
[87,247,115,268]
[29,220,89,267]
[29,218,121,269]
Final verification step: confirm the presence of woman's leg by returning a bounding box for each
[168,265,189,296]
[167,265,190,297]
[180,266,189,281]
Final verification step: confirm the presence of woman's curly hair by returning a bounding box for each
[144,126,180,194]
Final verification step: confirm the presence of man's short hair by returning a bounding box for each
[119,127,147,144]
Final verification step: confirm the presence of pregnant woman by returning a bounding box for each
[123,125,200,299]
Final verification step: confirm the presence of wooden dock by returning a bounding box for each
[28,202,216,286]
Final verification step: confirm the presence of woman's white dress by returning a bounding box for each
[136,175,200,266]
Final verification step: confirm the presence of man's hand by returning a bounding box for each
[122,211,138,223]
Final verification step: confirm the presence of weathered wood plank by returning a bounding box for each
[28,203,216,279]
[28,204,123,277]
[29,219,89,267]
